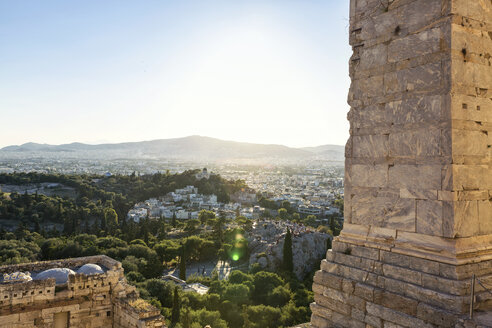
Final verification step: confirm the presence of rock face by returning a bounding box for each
[311,1,492,327]
[248,220,330,279]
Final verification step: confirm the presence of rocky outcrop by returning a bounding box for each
[248,220,330,279]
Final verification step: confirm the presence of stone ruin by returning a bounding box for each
[311,0,492,327]
[0,255,165,328]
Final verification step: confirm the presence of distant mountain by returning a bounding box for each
[0,136,344,162]
[300,144,345,161]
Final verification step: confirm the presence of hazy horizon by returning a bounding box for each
[1,134,345,149]
[0,1,351,148]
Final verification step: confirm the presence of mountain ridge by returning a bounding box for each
[0,136,344,161]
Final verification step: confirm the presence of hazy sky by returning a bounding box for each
[0,0,351,148]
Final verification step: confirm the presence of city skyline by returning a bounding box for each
[0,1,351,148]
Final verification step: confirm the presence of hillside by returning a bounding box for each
[0,136,344,161]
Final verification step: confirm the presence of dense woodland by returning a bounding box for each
[0,171,330,328]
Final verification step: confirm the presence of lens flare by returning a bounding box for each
[232,254,240,261]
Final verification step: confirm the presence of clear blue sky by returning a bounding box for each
[0,0,351,148]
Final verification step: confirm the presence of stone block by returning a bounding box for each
[353,134,389,158]
[366,302,433,328]
[416,200,443,236]
[380,291,418,316]
[350,75,384,100]
[365,313,383,328]
[360,43,388,70]
[314,293,352,316]
[421,273,466,296]
[314,270,343,291]
[320,259,339,275]
[388,27,441,62]
[342,279,355,294]
[416,302,458,327]
[407,256,440,276]
[405,283,465,313]
[385,62,442,94]
[451,94,492,123]
[354,283,375,302]
[386,95,442,125]
[350,164,388,188]
[400,188,437,200]
[389,128,441,157]
[396,0,442,29]
[453,129,488,156]
[478,200,492,235]
[352,193,416,232]
[383,322,405,328]
[350,244,380,261]
[388,165,441,190]
[453,200,479,237]
[351,307,365,321]
[349,104,390,129]
[382,264,422,285]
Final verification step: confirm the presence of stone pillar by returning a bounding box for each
[311,0,492,327]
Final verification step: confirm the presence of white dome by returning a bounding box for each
[77,263,104,275]
[35,268,75,284]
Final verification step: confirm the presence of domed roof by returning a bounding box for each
[34,268,75,284]
[77,263,104,275]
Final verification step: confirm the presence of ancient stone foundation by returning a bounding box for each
[0,255,165,328]
[311,0,492,327]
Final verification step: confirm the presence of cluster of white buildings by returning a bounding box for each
[127,185,219,222]
[127,185,265,223]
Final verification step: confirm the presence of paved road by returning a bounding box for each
[165,260,232,280]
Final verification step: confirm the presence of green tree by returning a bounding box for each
[172,212,177,228]
[171,286,181,326]
[244,304,282,328]
[184,219,200,233]
[182,308,192,328]
[251,271,284,304]
[198,210,215,225]
[179,244,186,281]
[223,284,250,305]
[281,201,292,213]
[303,215,317,227]
[282,228,293,273]
[292,213,300,222]
[334,195,344,216]
[329,216,341,236]
[278,208,288,220]
[144,279,174,307]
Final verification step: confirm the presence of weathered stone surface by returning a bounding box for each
[478,200,492,235]
[388,165,441,190]
[388,28,441,63]
[366,303,433,328]
[416,200,443,236]
[389,128,441,157]
[386,95,442,125]
[312,0,492,327]
[353,135,389,158]
[350,164,387,188]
